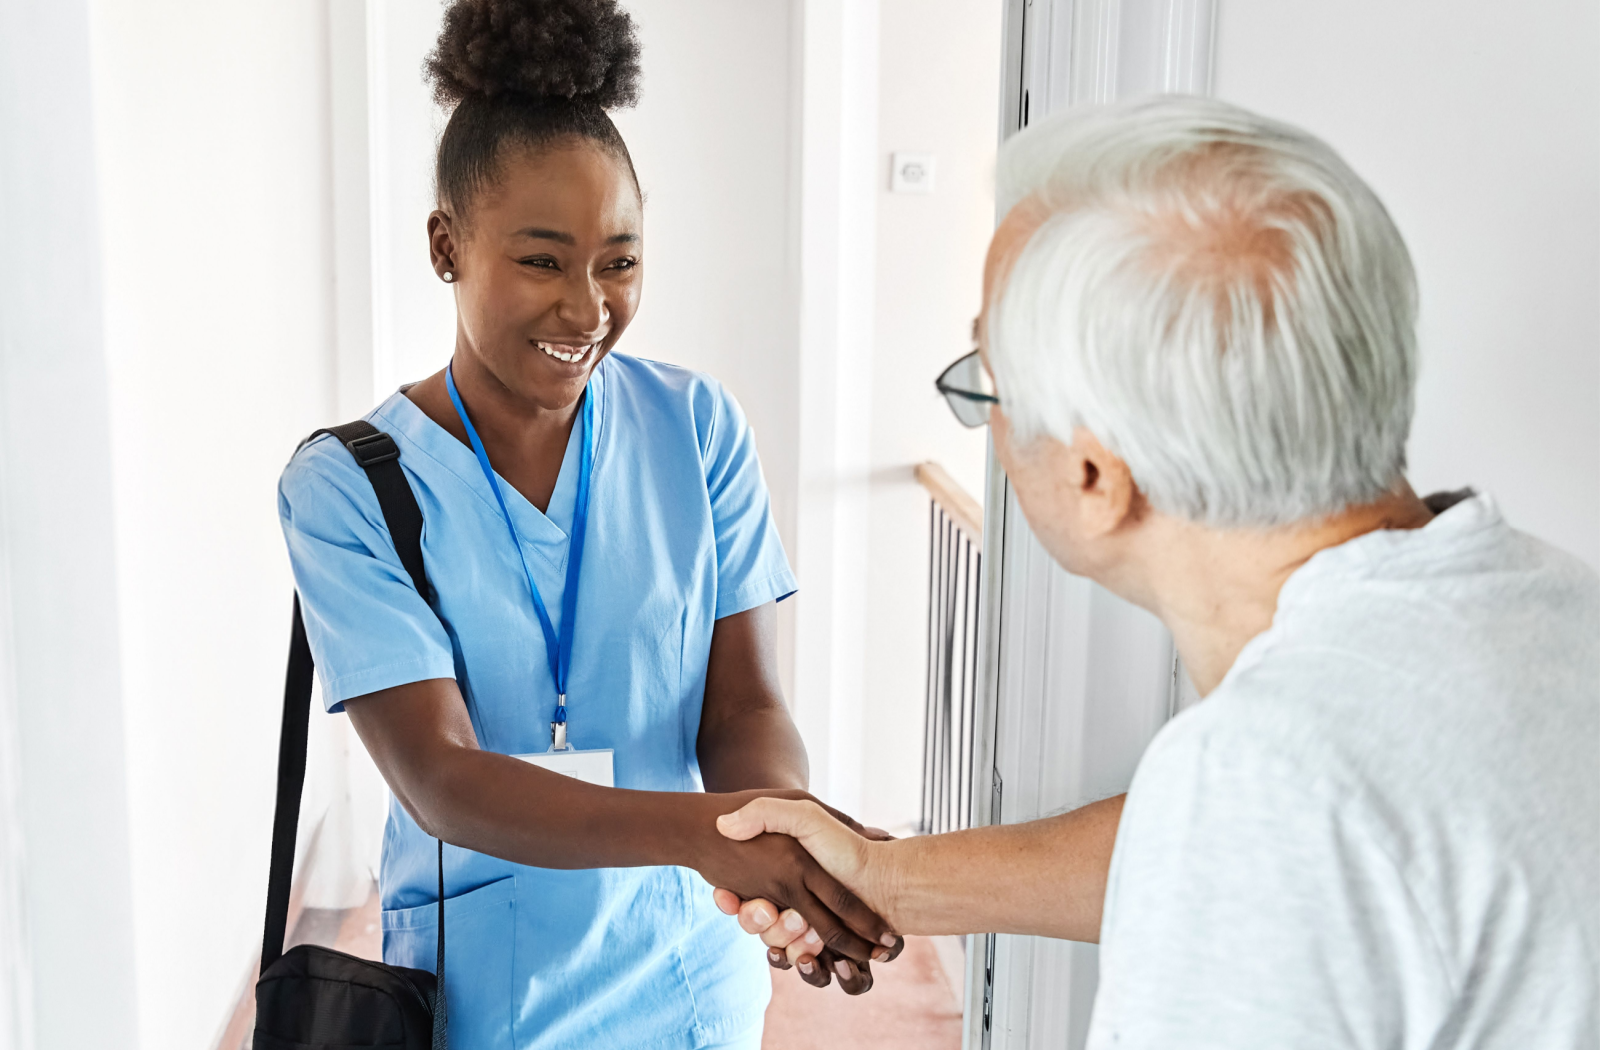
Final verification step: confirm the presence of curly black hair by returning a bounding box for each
[425,0,642,213]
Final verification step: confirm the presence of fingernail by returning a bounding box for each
[752,906,774,926]
[880,933,899,947]
[803,929,823,948]
[783,911,805,932]
[872,948,889,962]
[834,959,854,979]
[798,959,814,975]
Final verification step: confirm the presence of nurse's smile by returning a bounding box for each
[535,340,597,364]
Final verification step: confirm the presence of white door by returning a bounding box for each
[964,3,1214,1047]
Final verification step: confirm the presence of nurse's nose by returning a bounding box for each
[558,270,610,339]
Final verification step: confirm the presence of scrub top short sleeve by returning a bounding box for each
[278,443,456,712]
[276,355,787,1049]
[697,380,797,619]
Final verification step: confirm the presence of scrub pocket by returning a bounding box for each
[383,877,516,1049]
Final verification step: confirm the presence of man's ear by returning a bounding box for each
[1069,428,1139,538]
[428,210,458,279]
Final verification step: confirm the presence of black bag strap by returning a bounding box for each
[261,593,315,973]
[312,421,432,600]
[262,421,447,1045]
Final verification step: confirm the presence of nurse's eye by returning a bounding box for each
[605,257,638,273]
[518,255,560,270]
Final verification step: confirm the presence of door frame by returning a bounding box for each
[962,2,1216,1046]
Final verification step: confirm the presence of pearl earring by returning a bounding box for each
[442,271,455,283]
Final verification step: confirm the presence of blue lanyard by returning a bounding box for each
[445,364,593,729]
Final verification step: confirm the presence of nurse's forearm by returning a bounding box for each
[345,678,892,961]
[416,742,766,870]
[346,692,760,868]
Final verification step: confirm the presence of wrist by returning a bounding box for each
[868,838,912,934]
[665,791,746,872]
[614,790,714,870]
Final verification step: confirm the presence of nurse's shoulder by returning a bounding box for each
[276,399,402,537]
[604,352,758,468]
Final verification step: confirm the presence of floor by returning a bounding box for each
[227,884,963,1050]
[762,935,964,1050]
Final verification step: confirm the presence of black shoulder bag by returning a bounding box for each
[254,422,448,1050]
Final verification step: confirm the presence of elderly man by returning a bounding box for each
[716,97,1599,1046]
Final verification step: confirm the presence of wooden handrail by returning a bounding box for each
[914,461,984,540]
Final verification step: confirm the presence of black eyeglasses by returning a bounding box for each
[935,349,998,428]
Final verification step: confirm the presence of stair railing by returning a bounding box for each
[915,462,984,835]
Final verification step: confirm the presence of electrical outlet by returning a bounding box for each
[891,151,936,194]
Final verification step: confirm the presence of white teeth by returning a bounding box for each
[538,342,595,364]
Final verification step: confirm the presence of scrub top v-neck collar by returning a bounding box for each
[381,361,607,572]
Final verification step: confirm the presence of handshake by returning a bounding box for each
[686,785,1119,992]
[692,791,905,996]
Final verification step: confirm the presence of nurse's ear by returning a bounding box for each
[428,209,460,284]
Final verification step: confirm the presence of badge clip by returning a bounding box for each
[550,693,570,750]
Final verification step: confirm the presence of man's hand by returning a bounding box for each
[685,791,899,966]
[716,797,894,911]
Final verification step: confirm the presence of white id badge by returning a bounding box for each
[515,748,615,788]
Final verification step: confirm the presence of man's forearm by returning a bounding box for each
[878,794,1124,942]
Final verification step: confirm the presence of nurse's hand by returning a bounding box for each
[688,790,898,967]
[713,892,903,995]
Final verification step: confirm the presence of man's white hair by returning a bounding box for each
[988,96,1418,527]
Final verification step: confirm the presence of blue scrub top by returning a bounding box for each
[278,354,797,1049]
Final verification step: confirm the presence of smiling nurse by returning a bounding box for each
[276,1,896,1047]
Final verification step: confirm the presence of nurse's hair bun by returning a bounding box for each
[426,0,642,111]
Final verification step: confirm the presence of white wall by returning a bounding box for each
[1214,0,1600,569]
[0,2,141,1048]
[87,2,343,1046]
[789,0,882,815]
[366,0,459,399]
[858,0,999,830]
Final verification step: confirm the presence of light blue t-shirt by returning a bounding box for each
[278,353,796,1049]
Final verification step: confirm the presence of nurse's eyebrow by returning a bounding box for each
[512,228,639,246]
[515,227,577,245]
